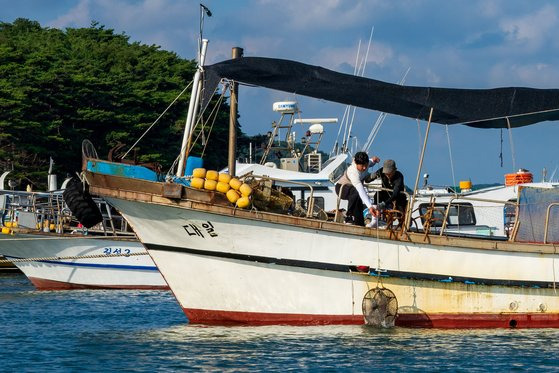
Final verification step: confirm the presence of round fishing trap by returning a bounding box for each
[362,287,398,327]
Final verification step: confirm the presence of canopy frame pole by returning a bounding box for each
[404,107,434,233]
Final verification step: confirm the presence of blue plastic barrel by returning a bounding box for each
[184,156,204,186]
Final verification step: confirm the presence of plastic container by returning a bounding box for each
[185,156,204,177]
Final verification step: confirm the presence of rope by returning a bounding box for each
[506,117,517,171]
[445,124,457,192]
[186,82,225,157]
[0,251,147,264]
[121,81,193,160]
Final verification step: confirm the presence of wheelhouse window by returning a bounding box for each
[419,203,476,227]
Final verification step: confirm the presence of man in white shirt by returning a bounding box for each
[335,151,380,226]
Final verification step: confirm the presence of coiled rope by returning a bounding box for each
[0,251,147,264]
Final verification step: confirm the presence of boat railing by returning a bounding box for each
[354,185,412,229]
[543,203,559,244]
[437,195,517,238]
[1,190,130,236]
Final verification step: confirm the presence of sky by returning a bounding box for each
[3,0,559,185]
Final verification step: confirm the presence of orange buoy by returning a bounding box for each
[505,170,533,186]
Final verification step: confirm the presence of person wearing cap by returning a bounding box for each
[367,159,407,214]
[335,151,380,226]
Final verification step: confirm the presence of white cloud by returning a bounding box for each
[254,0,365,30]
[499,5,558,50]
[311,41,394,71]
[49,0,91,29]
[490,62,559,87]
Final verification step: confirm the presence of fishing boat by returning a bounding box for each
[0,176,168,290]
[411,171,559,238]
[79,40,559,327]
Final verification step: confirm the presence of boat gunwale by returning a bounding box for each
[83,168,558,255]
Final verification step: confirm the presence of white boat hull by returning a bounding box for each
[106,196,559,327]
[0,233,168,290]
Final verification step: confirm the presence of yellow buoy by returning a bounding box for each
[4,221,12,228]
[192,168,206,178]
[236,196,251,209]
[204,179,217,191]
[239,183,253,197]
[459,180,472,190]
[191,177,205,189]
[218,173,232,183]
[49,223,55,231]
[216,181,230,193]
[229,178,242,190]
[226,189,240,204]
[206,170,219,181]
[1,227,10,234]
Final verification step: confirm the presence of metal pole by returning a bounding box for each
[176,39,209,177]
[228,47,243,177]
[404,107,434,232]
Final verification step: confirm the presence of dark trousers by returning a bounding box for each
[335,184,365,226]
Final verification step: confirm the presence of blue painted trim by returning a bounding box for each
[6,256,158,271]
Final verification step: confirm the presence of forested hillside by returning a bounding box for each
[0,18,235,189]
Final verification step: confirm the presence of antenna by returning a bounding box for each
[199,4,212,60]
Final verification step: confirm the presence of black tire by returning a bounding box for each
[63,178,103,228]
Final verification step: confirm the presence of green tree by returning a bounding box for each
[0,18,236,189]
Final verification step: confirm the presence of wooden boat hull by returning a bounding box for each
[85,171,559,327]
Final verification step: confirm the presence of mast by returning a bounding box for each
[227,47,243,177]
[176,39,209,177]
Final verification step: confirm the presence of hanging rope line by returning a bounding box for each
[187,87,227,158]
[506,117,517,171]
[363,67,410,153]
[445,124,457,192]
[121,81,193,160]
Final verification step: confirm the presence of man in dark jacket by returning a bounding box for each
[367,159,407,214]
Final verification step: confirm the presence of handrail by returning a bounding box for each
[438,195,517,237]
[543,203,559,244]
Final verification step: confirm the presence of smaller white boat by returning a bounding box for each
[0,175,168,290]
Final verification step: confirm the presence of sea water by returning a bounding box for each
[2,272,559,372]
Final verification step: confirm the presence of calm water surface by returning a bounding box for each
[2,272,559,372]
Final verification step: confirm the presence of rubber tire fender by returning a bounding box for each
[62,178,103,228]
